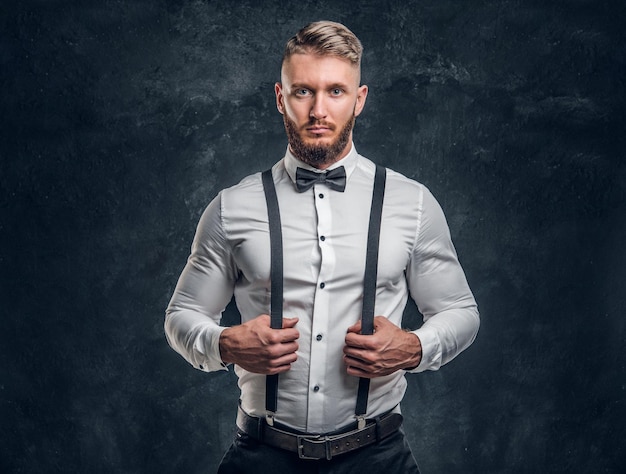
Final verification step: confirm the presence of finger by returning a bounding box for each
[275,327,299,343]
[270,350,298,367]
[266,353,298,375]
[278,318,300,342]
[345,332,374,349]
[270,341,299,357]
[266,363,295,375]
[346,366,374,378]
[344,356,375,377]
[343,346,375,364]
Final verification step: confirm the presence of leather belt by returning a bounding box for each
[236,406,403,461]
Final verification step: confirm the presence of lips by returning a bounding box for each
[305,123,334,135]
[307,127,330,134]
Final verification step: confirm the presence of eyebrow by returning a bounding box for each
[290,82,351,91]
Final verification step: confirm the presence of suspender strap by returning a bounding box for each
[355,165,387,425]
[261,169,283,424]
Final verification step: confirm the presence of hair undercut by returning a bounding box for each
[283,21,363,67]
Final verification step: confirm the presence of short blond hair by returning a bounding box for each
[283,21,363,66]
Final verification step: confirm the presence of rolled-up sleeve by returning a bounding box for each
[406,187,480,373]
[164,192,238,372]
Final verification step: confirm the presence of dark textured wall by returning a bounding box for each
[2,1,625,472]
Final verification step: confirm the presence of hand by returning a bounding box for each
[343,316,422,378]
[219,315,299,375]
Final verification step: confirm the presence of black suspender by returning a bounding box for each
[261,169,284,426]
[261,165,387,426]
[355,164,386,428]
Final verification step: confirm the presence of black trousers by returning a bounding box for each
[217,427,421,474]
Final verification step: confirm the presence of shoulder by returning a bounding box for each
[222,171,263,198]
[221,160,287,201]
[217,161,290,227]
[384,167,426,194]
[357,154,429,203]
[220,171,267,212]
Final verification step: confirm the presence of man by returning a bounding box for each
[165,21,479,473]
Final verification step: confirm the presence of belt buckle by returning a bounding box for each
[297,435,331,461]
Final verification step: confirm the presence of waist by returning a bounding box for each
[237,372,407,432]
[236,404,404,461]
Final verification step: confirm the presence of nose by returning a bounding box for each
[310,94,327,120]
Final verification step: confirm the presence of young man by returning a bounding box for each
[165,21,479,473]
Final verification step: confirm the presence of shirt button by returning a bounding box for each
[316,334,323,341]
[320,235,326,241]
[320,282,325,289]
[319,193,324,199]
[313,385,320,392]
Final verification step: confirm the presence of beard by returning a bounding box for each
[283,113,355,167]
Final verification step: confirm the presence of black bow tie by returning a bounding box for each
[295,166,347,193]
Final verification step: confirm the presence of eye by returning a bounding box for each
[295,88,311,97]
[330,88,343,96]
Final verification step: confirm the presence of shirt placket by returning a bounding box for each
[306,184,336,431]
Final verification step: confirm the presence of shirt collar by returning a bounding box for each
[284,143,359,187]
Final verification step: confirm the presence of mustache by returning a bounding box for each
[304,120,335,129]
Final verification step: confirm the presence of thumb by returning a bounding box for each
[346,320,362,334]
[282,317,299,329]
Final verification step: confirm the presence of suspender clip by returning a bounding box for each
[357,415,366,430]
[265,411,276,426]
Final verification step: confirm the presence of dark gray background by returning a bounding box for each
[2,0,625,472]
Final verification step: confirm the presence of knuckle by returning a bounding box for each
[266,333,280,344]
[267,346,281,357]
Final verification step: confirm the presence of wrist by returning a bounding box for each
[219,327,235,365]
[403,331,422,370]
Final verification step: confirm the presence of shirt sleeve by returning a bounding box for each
[164,192,238,372]
[406,187,480,373]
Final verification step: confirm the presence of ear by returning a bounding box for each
[275,82,285,115]
[354,84,368,117]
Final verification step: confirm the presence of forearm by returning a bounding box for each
[409,304,479,372]
[165,305,228,372]
[164,264,233,372]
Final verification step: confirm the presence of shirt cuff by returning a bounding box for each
[408,326,442,373]
[194,325,229,372]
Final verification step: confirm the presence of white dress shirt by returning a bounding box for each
[165,144,479,433]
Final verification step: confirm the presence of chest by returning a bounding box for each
[228,186,416,291]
